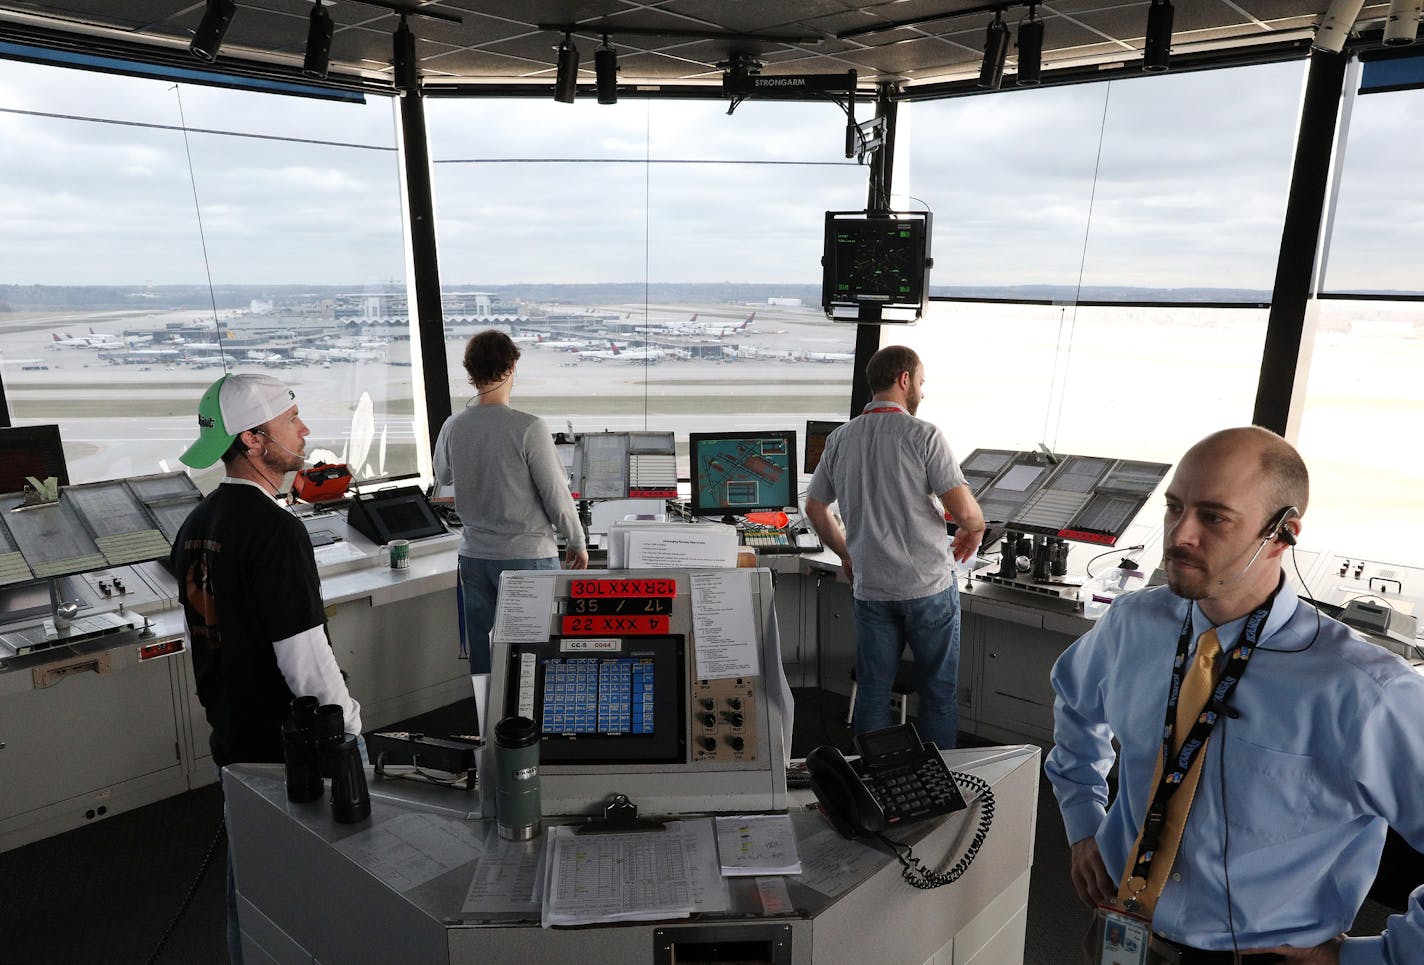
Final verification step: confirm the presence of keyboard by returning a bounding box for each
[738,529,797,554]
[738,528,823,554]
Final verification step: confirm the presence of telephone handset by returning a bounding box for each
[806,723,967,840]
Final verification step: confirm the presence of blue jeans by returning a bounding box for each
[851,583,962,750]
[459,555,559,674]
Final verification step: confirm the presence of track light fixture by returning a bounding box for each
[189,0,236,63]
[555,32,580,103]
[303,0,335,79]
[1016,4,1043,86]
[1384,0,1422,46]
[1313,0,1365,52]
[393,14,418,93]
[978,11,1009,90]
[1143,0,1174,72]
[595,35,619,104]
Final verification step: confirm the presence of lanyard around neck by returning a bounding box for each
[1127,588,1279,886]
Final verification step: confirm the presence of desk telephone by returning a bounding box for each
[806,723,967,840]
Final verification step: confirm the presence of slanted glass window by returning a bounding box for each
[426,97,866,487]
[0,59,413,490]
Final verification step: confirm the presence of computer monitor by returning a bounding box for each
[803,420,844,475]
[0,424,70,494]
[503,636,687,765]
[346,485,447,544]
[688,430,797,518]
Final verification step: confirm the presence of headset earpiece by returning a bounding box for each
[1263,506,1300,545]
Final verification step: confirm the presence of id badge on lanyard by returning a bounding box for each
[1086,904,1150,965]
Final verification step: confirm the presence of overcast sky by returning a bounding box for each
[0,55,1419,292]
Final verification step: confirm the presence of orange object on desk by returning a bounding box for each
[292,462,351,503]
[743,511,789,529]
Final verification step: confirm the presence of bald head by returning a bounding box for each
[1183,426,1309,521]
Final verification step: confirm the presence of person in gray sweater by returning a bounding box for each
[434,330,588,734]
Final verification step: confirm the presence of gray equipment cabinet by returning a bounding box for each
[226,745,1039,965]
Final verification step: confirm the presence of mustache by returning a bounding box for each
[1165,547,1204,567]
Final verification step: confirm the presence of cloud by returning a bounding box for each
[1,55,1419,294]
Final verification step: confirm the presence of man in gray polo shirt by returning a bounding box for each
[434,330,588,736]
[804,345,985,749]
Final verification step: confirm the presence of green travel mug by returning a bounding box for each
[493,716,542,841]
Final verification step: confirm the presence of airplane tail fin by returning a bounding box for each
[690,313,697,322]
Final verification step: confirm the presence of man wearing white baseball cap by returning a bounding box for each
[171,373,362,964]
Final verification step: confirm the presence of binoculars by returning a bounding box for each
[281,696,370,824]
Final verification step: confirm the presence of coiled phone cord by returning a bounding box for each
[880,771,995,890]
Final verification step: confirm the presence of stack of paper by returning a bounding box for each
[714,814,802,876]
[606,521,737,569]
[541,818,728,927]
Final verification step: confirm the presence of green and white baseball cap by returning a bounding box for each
[181,373,297,469]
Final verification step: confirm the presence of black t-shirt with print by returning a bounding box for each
[171,482,327,766]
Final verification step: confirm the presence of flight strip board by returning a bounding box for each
[961,449,1171,546]
[0,471,202,583]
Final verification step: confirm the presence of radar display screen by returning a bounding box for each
[822,211,931,318]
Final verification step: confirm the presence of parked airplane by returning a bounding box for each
[800,349,854,362]
[576,341,628,361]
[534,335,588,351]
[618,344,670,363]
[637,311,756,339]
[49,329,122,348]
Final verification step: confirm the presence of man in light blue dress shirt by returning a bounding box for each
[1047,427,1424,964]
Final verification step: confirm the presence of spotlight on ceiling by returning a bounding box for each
[303,0,335,80]
[1143,0,1174,72]
[1016,5,1044,86]
[393,14,418,93]
[1384,0,1423,46]
[1313,0,1365,53]
[189,0,236,63]
[555,33,580,103]
[595,35,619,105]
[978,11,1009,90]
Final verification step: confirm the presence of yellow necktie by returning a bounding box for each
[1117,627,1221,918]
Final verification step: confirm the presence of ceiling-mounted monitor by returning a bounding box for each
[822,210,932,324]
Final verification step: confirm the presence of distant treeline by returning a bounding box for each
[9,282,1424,312]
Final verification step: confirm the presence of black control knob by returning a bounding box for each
[700,713,716,728]
[726,697,742,710]
[700,737,717,752]
[700,698,715,711]
[727,736,745,752]
[724,713,744,728]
